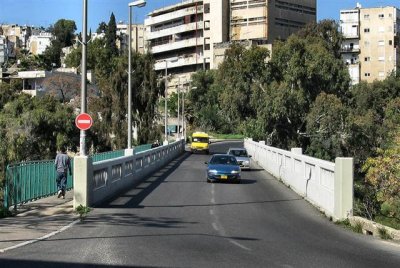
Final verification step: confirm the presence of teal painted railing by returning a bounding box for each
[3,145,152,209]
[4,160,74,209]
[135,144,152,153]
[91,149,125,162]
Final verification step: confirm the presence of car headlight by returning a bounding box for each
[208,169,218,174]
[231,170,240,174]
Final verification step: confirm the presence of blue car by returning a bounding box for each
[205,154,241,183]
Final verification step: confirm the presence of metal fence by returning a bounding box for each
[3,145,151,209]
[4,160,74,210]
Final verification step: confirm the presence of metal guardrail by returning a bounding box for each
[91,150,125,162]
[3,145,151,209]
[4,160,74,210]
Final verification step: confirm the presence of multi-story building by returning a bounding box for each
[340,6,361,85]
[0,24,32,54]
[230,0,316,42]
[116,23,147,54]
[212,0,316,69]
[28,32,53,55]
[340,5,400,84]
[0,36,7,65]
[145,0,230,90]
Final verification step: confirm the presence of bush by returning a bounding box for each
[378,227,392,240]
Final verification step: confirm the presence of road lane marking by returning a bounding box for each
[0,219,80,253]
[229,240,251,251]
[209,209,214,215]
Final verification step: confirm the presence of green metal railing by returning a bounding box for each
[91,149,125,162]
[135,144,152,153]
[4,160,74,210]
[3,145,152,209]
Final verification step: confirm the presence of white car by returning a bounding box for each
[227,148,251,170]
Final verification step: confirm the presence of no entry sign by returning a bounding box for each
[75,113,93,131]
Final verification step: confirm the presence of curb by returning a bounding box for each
[349,216,400,241]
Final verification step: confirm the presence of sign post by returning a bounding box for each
[75,113,93,131]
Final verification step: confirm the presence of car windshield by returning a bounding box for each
[229,149,248,157]
[193,137,209,143]
[210,155,238,165]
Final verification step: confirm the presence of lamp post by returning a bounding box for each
[176,78,180,140]
[127,0,146,150]
[80,0,88,156]
[163,56,179,145]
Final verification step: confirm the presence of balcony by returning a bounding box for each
[147,21,204,40]
[151,37,203,54]
[145,5,203,27]
[341,46,360,53]
[154,54,204,71]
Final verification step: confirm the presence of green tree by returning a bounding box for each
[96,22,107,34]
[106,13,118,57]
[305,93,348,161]
[43,19,77,68]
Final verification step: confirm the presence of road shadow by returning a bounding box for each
[97,152,192,210]
[0,259,159,268]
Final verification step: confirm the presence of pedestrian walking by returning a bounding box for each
[55,145,71,199]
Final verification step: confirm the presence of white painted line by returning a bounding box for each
[229,240,251,251]
[209,209,214,215]
[212,222,219,231]
[211,197,215,204]
[0,219,80,253]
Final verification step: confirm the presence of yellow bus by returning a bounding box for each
[191,132,210,154]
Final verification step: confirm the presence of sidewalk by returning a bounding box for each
[0,190,77,253]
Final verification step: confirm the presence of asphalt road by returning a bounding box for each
[1,141,399,268]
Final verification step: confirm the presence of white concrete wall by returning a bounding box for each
[74,140,185,208]
[244,139,353,220]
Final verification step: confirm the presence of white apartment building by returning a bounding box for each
[28,32,53,55]
[145,0,229,90]
[340,5,400,84]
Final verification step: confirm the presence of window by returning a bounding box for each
[364,14,370,19]
[364,28,370,33]
[379,14,384,18]
[364,57,370,62]
[365,73,371,77]
[389,40,393,45]
[204,3,210,13]
[378,40,385,46]
[204,20,210,30]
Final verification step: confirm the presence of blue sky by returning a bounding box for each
[0,0,399,31]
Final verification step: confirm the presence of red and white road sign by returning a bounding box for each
[75,113,93,131]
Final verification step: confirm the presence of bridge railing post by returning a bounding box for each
[334,157,354,220]
[73,156,93,209]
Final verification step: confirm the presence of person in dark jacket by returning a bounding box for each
[54,146,72,199]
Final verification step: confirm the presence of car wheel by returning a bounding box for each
[206,150,209,155]
[207,178,211,183]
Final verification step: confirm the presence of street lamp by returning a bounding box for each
[163,56,179,145]
[80,0,88,156]
[127,0,146,150]
[176,77,182,141]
